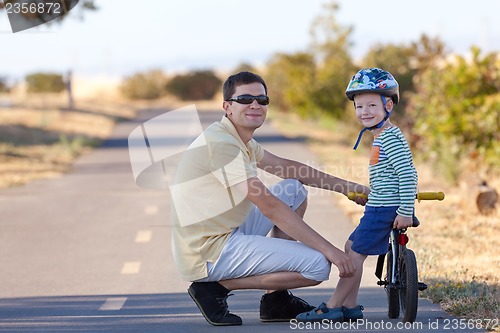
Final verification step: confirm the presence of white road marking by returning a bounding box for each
[121,262,141,274]
[99,297,127,311]
[135,230,152,243]
[144,205,159,215]
[7,313,228,320]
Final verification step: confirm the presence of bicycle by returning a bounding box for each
[348,191,445,323]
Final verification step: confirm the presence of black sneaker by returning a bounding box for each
[187,282,242,326]
[259,290,315,322]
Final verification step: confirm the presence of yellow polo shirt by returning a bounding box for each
[171,116,264,281]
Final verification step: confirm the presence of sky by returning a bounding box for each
[0,0,499,81]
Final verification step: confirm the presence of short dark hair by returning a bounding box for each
[222,71,267,101]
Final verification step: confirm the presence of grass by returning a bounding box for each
[0,93,137,188]
[268,109,500,331]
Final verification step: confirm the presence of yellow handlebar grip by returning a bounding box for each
[416,191,445,202]
[347,192,368,201]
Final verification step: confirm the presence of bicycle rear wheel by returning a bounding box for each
[399,249,418,323]
[386,249,399,318]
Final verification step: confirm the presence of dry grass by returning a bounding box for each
[0,93,137,188]
[269,109,500,330]
[0,87,222,190]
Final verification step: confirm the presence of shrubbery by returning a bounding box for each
[165,70,221,101]
[25,73,65,93]
[120,70,167,100]
[120,69,222,101]
[409,47,500,181]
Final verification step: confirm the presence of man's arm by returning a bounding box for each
[258,149,369,200]
[234,177,355,278]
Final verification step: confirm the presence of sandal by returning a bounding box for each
[295,302,344,322]
[342,305,364,321]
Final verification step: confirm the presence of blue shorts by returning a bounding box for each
[348,206,398,255]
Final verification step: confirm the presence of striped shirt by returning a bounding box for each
[367,126,418,217]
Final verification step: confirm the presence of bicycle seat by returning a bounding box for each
[412,215,420,228]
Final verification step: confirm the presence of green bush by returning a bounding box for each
[25,73,65,93]
[408,47,500,180]
[120,70,167,100]
[165,70,221,101]
[266,2,355,119]
[266,52,317,116]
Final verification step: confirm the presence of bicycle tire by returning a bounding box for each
[399,249,418,323]
[386,249,400,318]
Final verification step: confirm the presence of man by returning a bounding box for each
[171,71,369,326]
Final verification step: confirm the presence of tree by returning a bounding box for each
[233,63,258,74]
[362,43,416,128]
[408,47,500,182]
[0,77,10,93]
[308,1,355,119]
[409,34,447,75]
[165,70,222,101]
[267,1,355,119]
[266,52,316,116]
[120,70,167,100]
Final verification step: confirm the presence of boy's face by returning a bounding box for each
[354,93,393,128]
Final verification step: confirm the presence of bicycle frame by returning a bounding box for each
[388,229,400,286]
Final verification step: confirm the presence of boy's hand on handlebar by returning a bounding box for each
[393,215,413,229]
[353,195,368,206]
[347,185,370,206]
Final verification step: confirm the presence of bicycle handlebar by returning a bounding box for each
[416,191,445,202]
[347,192,368,201]
[347,191,445,202]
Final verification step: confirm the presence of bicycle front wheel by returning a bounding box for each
[399,249,418,323]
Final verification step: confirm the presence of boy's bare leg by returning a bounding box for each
[325,241,366,309]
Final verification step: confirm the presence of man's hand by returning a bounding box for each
[328,247,356,278]
[393,215,413,229]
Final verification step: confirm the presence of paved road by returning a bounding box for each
[0,107,483,332]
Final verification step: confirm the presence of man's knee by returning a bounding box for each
[270,179,308,210]
[302,253,331,282]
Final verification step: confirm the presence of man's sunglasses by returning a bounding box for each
[226,94,270,106]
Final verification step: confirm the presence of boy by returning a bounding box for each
[296,68,418,322]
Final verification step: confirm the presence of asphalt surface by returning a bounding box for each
[0,107,484,332]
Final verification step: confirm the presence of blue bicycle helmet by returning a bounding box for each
[346,68,400,150]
